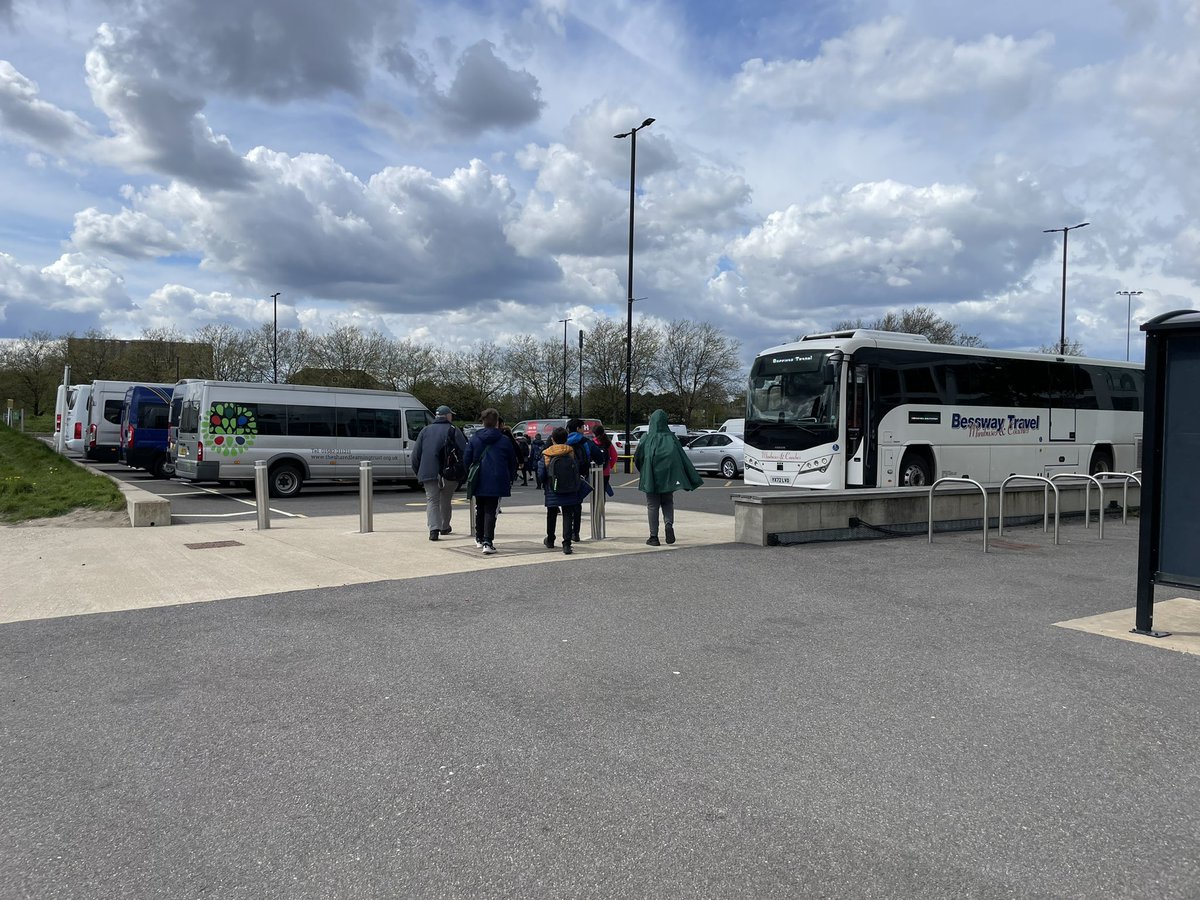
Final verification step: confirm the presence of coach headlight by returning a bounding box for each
[799,454,833,473]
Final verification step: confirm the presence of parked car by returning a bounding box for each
[683,432,745,479]
[608,430,638,458]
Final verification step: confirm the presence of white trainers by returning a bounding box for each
[474,538,484,548]
[482,542,497,555]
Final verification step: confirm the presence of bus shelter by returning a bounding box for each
[1134,309,1200,636]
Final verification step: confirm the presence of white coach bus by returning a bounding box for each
[743,330,1143,489]
[172,380,434,497]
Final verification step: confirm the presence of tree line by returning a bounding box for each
[0,318,744,428]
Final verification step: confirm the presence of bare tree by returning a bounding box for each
[1037,338,1085,356]
[443,343,511,419]
[582,318,663,424]
[832,306,982,347]
[192,323,259,381]
[0,331,66,416]
[380,338,443,393]
[249,323,315,383]
[656,320,742,426]
[505,334,568,417]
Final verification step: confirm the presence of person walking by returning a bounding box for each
[530,433,546,488]
[632,409,702,546]
[591,424,618,497]
[514,431,531,485]
[410,404,467,541]
[463,408,518,555]
[565,418,602,542]
[538,426,588,555]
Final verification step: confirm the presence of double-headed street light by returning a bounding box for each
[614,116,654,472]
[1043,222,1089,355]
[1116,290,1143,361]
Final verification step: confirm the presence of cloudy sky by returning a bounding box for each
[1,0,1197,365]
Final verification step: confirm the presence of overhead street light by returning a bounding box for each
[1116,290,1143,361]
[614,116,654,472]
[1043,222,1089,355]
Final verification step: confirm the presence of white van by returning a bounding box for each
[64,384,92,453]
[718,418,744,438]
[53,384,78,449]
[172,380,433,497]
[632,423,687,439]
[85,380,173,461]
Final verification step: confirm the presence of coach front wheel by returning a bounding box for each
[899,450,932,487]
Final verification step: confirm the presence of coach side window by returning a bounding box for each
[288,405,335,437]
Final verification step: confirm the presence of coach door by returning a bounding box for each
[846,364,872,486]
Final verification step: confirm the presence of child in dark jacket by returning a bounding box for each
[538,426,584,555]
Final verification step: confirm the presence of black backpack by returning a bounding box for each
[439,426,466,482]
[549,451,581,494]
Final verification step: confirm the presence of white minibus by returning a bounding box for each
[172,380,434,497]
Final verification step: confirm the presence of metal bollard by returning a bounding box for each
[254,460,271,530]
[359,461,374,533]
[589,465,606,540]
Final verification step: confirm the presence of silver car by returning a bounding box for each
[683,432,744,479]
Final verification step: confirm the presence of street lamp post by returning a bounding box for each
[559,317,572,416]
[614,116,654,472]
[1116,290,1143,361]
[270,292,281,383]
[1042,223,1089,355]
[578,329,584,418]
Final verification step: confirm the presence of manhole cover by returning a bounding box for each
[184,540,245,550]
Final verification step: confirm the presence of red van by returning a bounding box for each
[512,417,603,443]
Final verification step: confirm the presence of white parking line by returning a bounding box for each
[171,511,257,518]
[188,484,306,517]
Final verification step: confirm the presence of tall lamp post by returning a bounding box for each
[1116,290,1143,361]
[577,329,584,418]
[559,316,572,416]
[1043,222,1088,355]
[614,116,654,472]
[270,292,281,383]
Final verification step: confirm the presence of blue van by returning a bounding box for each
[119,385,175,478]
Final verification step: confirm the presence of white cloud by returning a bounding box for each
[0,60,93,153]
[733,17,1054,119]
[71,206,185,259]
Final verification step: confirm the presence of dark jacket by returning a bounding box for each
[539,442,587,507]
[566,430,602,473]
[411,418,466,484]
[464,427,518,497]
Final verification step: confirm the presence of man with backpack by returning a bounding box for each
[410,404,468,541]
[564,418,603,543]
[538,426,590,555]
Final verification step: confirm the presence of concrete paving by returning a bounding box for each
[2,502,1199,899]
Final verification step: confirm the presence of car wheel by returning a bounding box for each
[720,457,738,480]
[151,454,175,479]
[899,450,933,487]
[269,463,303,498]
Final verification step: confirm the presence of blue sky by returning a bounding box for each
[2,0,1198,364]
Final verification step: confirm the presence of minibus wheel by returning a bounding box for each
[152,455,175,479]
[269,463,303,498]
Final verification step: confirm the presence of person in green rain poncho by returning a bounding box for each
[632,409,704,546]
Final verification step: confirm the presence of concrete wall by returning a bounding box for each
[733,481,1140,546]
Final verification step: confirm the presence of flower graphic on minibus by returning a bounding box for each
[201,402,257,456]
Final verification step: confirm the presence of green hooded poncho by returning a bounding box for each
[634,409,704,494]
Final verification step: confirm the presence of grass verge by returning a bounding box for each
[0,425,125,523]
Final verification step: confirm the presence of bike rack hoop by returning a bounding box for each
[999,475,1060,544]
[928,477,988,552]
[1048,473,1105,539]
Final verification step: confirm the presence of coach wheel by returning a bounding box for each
[720,457,738,480]
[1089,449,1113,477]
[899,450,932,487]
[269,463,303,498]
